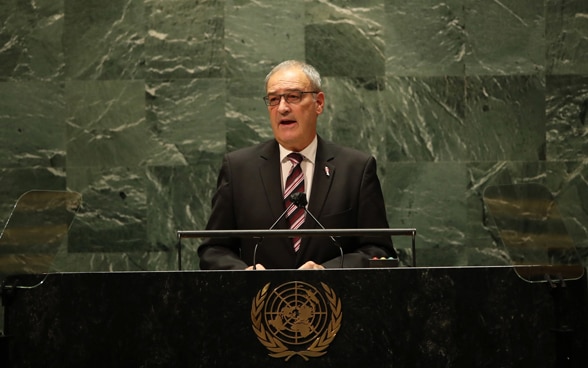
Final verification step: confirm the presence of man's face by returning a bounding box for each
[266,67,324,152]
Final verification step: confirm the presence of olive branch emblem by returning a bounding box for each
[251,282,342,361]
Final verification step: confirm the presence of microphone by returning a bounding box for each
[251,199,297,269]
[290,192,344,268]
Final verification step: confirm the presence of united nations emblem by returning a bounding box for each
[251,281,342,361]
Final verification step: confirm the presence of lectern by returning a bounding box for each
[1,187,587,368]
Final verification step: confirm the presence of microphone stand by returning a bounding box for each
[252,192,345,269]
[290,193,344,269]
[302,208,344,268]
[252,202,296,270]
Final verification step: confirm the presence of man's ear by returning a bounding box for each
[315,91,325,115]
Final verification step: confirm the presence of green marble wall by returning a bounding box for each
[1,0,587,271]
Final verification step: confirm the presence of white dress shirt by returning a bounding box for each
[279,135,317,202]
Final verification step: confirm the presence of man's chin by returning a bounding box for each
[276,125,299,138]
[275,135,302,151]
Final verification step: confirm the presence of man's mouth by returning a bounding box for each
[280,119,296,125]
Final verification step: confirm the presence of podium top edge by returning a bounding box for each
[176,228,417,238]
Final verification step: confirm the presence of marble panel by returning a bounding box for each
[383,162,469,266]
[226,77,273,151]
[0,0,586,277]
[50,248,178,273]
[465,160,588,266]
[546,160,588,251]
[464,0,545,75]
[466,161,549,266]
[465,74,546,161]
[63,0,145,80]
[546,0,588,74]
[145,161,221,269]
[0,0,64,80]
[306,0,385,77]
[146,78,226,164]
[145,0,224,79]
[66,166,148,252]
[0,168,66,232]
[0,82,66,168]
[319,77,388,164]
[385,76,466,162]
[546,75,588,161]
[224,0,305,78]
[66,80,183,168]
[385,0,465,76]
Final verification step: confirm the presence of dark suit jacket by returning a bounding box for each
[198,136,396,269]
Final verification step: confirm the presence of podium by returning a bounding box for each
[1,267,587,367]
[1,186,587,367]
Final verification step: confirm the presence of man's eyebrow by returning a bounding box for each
[266,89,302,95]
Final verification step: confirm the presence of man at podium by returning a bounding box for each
[198,60,396,270]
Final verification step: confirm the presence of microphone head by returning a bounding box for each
[290,192,308,207]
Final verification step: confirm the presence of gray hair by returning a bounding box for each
[264,60,322,92]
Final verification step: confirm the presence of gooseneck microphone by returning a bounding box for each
[251,200,296,269]
[290,192,344,268]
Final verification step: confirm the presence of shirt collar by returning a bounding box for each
[279,135,318,165]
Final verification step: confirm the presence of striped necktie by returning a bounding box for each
[284,153,305,252]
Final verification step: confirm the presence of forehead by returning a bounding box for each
[266,67,310,93]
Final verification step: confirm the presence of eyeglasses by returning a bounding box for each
[263,91,317,106]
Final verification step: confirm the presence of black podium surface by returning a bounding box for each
[2,266,588,368]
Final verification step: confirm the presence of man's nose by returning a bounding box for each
[277,96,291,112]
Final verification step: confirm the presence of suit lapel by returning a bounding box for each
[257,140,297,257]
[298,136,336,266]
[306,136,336,223]
[296,137,336,260]
[257,141,286,223]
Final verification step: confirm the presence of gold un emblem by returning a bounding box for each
[251,281,342,361]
